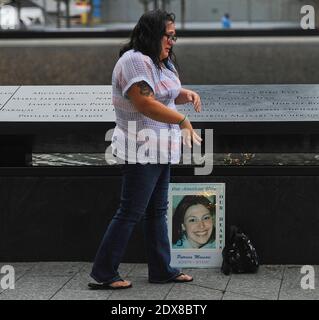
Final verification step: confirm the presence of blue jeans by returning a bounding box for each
[90,163,180,284]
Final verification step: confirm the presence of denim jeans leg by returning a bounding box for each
[143,164,180,283]
[90,163,163,284]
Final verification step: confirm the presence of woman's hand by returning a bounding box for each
[175,88,202,113]
[179,117,202,148]
[185,89,202,113]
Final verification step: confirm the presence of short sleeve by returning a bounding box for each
[118,52,156,98]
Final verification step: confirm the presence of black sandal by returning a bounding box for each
[171,272,193,283]
[88,279,132,290]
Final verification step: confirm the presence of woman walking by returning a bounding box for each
[89,9,202,290]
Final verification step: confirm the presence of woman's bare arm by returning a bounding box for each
[127,81,202,147]
[127,81,185,124]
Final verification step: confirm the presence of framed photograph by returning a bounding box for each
[168,183,225,268]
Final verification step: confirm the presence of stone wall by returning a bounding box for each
[0,37,318,85]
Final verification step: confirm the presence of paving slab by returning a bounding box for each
[108,276,174,300]
[226,265,284,300]
[0,289,57,300]
[3,263,319,300]
[126,264,150,278]
[254,265,285,280]
[181,268,230,291]
[0,276,70,300]
[25,262,83,277]
[63,272,98,291]
[127,265,230,292]
[0,263,36,294]
[0,262,36,279]
[279,266,319,300]
[222,291,264,300]
[166,283,223,300]
[51,289,111,300]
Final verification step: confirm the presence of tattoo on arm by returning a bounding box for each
[136,81,154,97]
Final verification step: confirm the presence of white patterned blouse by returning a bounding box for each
[111,49,182,164]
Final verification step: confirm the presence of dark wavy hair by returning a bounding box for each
[172,195,216,247]
[119,9,178,71]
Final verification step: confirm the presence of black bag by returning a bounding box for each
[221,225,259,275]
